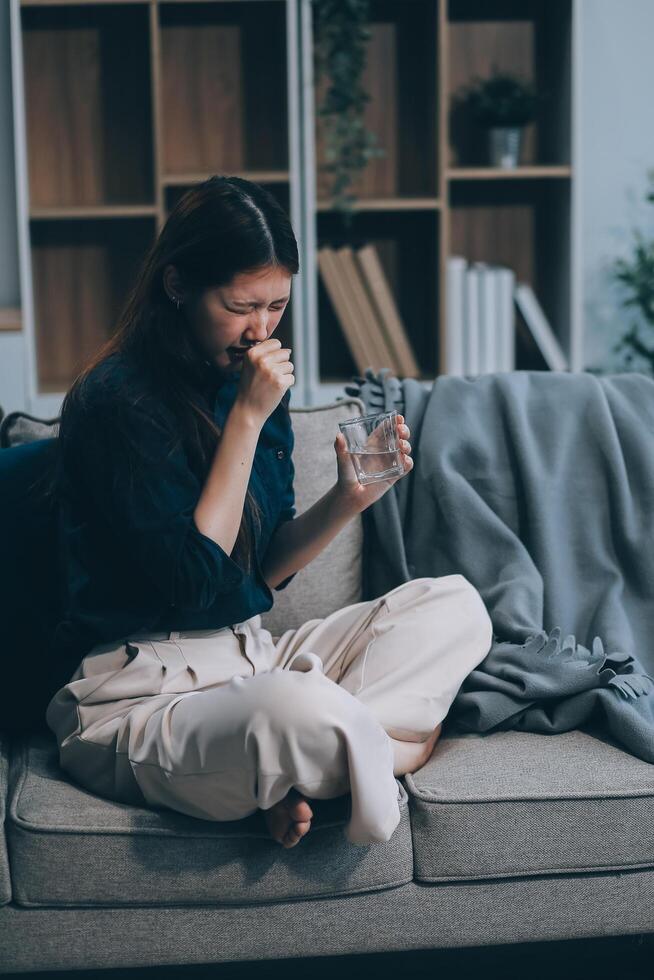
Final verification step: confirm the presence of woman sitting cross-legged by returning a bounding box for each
[42,175,493,849]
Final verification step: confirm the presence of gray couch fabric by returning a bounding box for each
[7,734,411,908]
[347,369,654,764]
[0,736,11,905]
[406,724,654,881]
[2,866,654,974]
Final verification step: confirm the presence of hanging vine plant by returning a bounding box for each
[311,0,386,227]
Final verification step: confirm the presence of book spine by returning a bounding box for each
[497,267,516,371]
[514,282,569,371]
[317,247,370,374]
[464,265,481,376]
[336,246,398,372]
[477,264,498,374]
[355,244,420,378]
[445,256,467,375]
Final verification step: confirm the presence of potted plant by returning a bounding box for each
[455,67,541,168]
[611,169,654,374]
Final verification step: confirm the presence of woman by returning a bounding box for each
[43,175,493,849]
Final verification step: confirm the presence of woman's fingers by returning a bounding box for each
[396,416,411,467]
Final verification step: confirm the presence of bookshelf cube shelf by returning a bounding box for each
[21,3,154,210]
[11,0,579,412]
[449,176,572,369]
[317,209,439,384]
[30,217,156,394]
[159,1,289,179]
[446,0,572,170]
[314,0,439,206]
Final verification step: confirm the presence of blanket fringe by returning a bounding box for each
[515,625,654,700]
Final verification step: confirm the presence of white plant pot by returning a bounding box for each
[488,126,523,168]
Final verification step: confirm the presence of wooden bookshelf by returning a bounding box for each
[11,0,301,412]
[11,0,579,411]
[439,0,575,379]
[306,0,578,400]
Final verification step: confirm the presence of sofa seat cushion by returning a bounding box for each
[0,735,11,905]
[405,726,654,882]
[7,733,413,908]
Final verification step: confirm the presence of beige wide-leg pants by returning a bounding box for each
[45,575,493,845]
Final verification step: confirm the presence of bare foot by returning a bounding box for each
[262,788,314,848]
[390,722,443,777]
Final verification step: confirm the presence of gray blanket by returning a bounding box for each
[342,368,654,763]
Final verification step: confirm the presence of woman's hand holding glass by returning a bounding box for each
[334,413,413,513]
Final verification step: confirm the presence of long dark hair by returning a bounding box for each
[43,175,299,574]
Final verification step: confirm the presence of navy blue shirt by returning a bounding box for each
[50,351,297,667]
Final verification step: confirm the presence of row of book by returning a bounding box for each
[317,244,421,377]
[317,242,570,378]
[446,256,569,374]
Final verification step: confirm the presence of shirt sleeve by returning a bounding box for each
[272,396,297,592]
[65,390,248,613]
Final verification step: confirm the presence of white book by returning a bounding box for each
[473,262,498,374]
[463,265,481,376]
[445,256,467,375]
[496,266,516,371]
[514,282,569,371]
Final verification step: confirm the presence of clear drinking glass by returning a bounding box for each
[338,409,404,485]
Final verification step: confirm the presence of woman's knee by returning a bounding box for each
[447,574,494,652]
[410,574,493,649]
[236,667,363,794]
[251,665,358,736]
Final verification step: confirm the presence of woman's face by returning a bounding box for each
[180,265,292,374]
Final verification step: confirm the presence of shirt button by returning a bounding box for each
[276,449,285,459]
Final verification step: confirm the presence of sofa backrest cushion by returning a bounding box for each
[0,410,60,448]
[0,439,62,733]
[260,396,366,636]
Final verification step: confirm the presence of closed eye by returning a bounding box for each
[229,302,288,314]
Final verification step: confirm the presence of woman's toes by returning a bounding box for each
[286,789,313,822]
[283,819,311,848]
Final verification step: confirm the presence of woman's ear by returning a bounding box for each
[163,264,184,303]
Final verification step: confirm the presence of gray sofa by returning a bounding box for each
[1,394,653,975]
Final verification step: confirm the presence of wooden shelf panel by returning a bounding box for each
[30,206,159,220]
[163,171,290,186]
[29,217,156,392]
[316,209,439,383]
[22,2,149,7]
[315,0,438,202]
[159,1,289,176]
[21,2,150,6]
[447,165,572,180]
[316,197,442,213]
[21,4,154,208]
